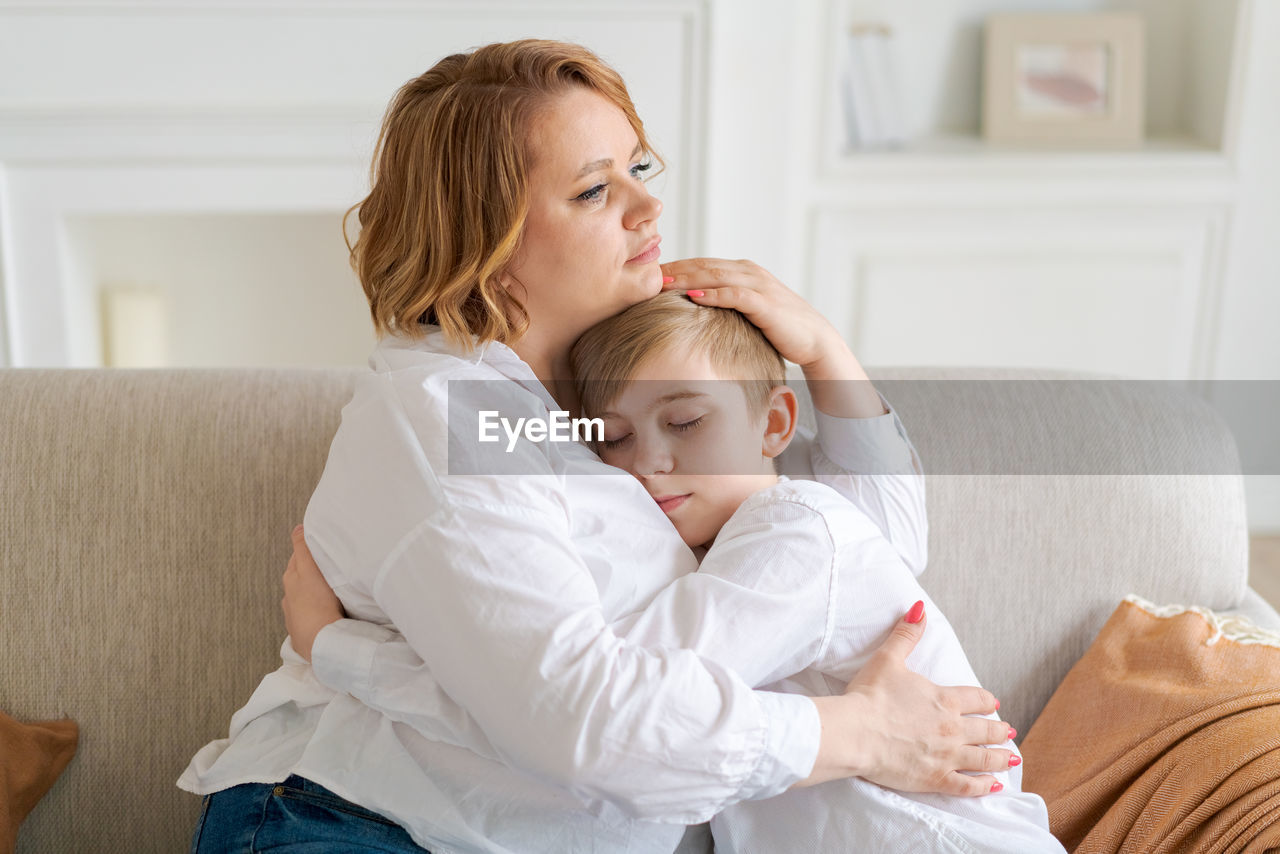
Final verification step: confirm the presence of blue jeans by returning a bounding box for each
[190,774,432,853]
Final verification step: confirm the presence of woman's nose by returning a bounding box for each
[623,182,662,230]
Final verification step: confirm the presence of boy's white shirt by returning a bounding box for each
[696,479,1064,854]
[177,329,932,854]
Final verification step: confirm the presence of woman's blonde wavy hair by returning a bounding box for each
[344,39,661,350]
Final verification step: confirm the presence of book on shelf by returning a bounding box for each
[840,23,906,150]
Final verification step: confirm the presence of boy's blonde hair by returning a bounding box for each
[344,39,661,351]
[570,292,786,418]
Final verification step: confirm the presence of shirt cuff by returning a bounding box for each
[310,618,397,698]
[813,394,918,475]
[735,691,821,802]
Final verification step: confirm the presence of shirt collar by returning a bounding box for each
[381,325,561,414]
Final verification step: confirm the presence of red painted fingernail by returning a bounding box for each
[1008,727,1017,741]
[994,699,1000,711]
[991,781,1004,793]
[662,275,676,284]
[1009,755,1021,767]
[686,289,705,298]
[905,600,925,624]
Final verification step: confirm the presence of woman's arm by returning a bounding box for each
[312,494,817,823]
[286,519,1011,800]
[660,259,928,575]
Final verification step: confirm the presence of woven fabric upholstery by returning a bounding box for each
[0,369,356,854]
[863,367,1263,736]
[0,366,1272,853]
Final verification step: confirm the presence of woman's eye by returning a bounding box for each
[574,183,607,203]
[670,417,703,433]
[629,160,653,180]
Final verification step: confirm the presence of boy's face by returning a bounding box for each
[593,347,792,549]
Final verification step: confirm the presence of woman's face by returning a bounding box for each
[506,87,664,341]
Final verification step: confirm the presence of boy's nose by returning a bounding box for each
[634,435,675,476]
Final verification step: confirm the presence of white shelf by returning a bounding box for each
[839,132,1222,160]
[818,0,1245,190]
[808,133,1236,209]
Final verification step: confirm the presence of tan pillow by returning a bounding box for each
[1020,596,1280,854]
[0,712,78,854]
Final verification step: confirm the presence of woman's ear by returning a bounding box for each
[761,385,799,459]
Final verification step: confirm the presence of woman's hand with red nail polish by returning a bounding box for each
[658,257,838,369]
[798,603,1012,798]
[657,256,887,421]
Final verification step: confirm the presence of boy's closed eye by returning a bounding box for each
[599,432,632,451]
[597,412,708,452]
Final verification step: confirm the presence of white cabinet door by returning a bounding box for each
[807,206,1227,380]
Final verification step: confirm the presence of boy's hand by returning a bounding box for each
[281,525,345,662]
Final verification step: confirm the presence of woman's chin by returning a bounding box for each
[600,270,665,318]
[628,270,666,305]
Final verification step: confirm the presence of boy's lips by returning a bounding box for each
[626,236,662,265]
[653,493,689,514]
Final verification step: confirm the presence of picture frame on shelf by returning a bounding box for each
[983,12,1145,147]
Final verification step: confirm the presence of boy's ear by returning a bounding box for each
[761,385,799,459]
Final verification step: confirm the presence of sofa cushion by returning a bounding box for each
[1020,596,1280,852]
[0,713,77,854]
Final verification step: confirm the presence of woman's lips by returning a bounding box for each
[627,236,662,265]
[654,494,689,514]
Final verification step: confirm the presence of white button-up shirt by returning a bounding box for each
[178,328,928,853]
[695,480,1062,854]
[311,479,1063,853]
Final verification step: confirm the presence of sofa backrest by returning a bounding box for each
[1,368,356,853]
[860,368,1250,737]
[0,367,1251,852]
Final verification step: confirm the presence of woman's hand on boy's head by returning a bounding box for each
[661,258,889,419]
[660,258,844,370]
[281,525,345,662]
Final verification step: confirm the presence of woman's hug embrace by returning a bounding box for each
[180,38,1058,853]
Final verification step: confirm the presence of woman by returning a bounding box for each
[180,39,1014,853]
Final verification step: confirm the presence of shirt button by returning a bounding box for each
[272,786,284,797]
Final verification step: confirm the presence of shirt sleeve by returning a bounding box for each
[779,391,930,577]
[311,492,842,810]
[310,489,820,824]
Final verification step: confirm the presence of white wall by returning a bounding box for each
[1,0,1276,527]
[0,0,706,366]
[68,213,374,368]
[701,0,1279,531]
[1207,0,1280,531]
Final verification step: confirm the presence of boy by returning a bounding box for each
[569,292,1065,854]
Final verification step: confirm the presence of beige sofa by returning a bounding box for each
[3,367,1277,853]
